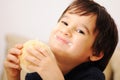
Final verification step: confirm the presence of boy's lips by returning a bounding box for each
[55,35,72,46]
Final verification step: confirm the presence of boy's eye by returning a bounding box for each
[77,29,85,35]
[61,21,68,26]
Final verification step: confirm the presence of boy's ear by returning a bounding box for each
[90,52,104,61]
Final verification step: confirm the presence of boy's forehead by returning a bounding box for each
[65,9,84,15]
[64,8,97,17]
[62,11,97,20]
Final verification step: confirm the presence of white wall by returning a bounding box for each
[0,0,120,77]
[0,0,72,77]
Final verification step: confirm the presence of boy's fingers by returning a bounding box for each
[25,55,40,66]
[7,53,19,64]
[8,48,21,55]
[4,60,20,69]
[15,43,23,49]
[34,45,48,57]
[26,47,44,60]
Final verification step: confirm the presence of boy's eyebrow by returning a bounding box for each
[61,15,69,19]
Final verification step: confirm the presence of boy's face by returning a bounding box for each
[49,12,97,68]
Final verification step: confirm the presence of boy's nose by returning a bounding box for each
[60,26,74,37]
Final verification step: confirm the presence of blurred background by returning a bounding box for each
[0,0,120,78]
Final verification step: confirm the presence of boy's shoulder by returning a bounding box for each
[65,62,105,80]
[86,66,105,80]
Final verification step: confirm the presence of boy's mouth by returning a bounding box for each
[55,35,72,46]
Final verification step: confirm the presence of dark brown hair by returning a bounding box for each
[58,0,119,71]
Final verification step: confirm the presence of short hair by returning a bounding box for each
[58,0,119,71]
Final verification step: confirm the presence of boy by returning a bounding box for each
[4,0,118,80]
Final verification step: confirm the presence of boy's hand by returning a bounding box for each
[4,44,23,80]
[25,44,64,80]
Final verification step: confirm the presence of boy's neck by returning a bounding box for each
[58,62,75,75]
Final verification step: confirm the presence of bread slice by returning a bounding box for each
[19,40,51,73]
